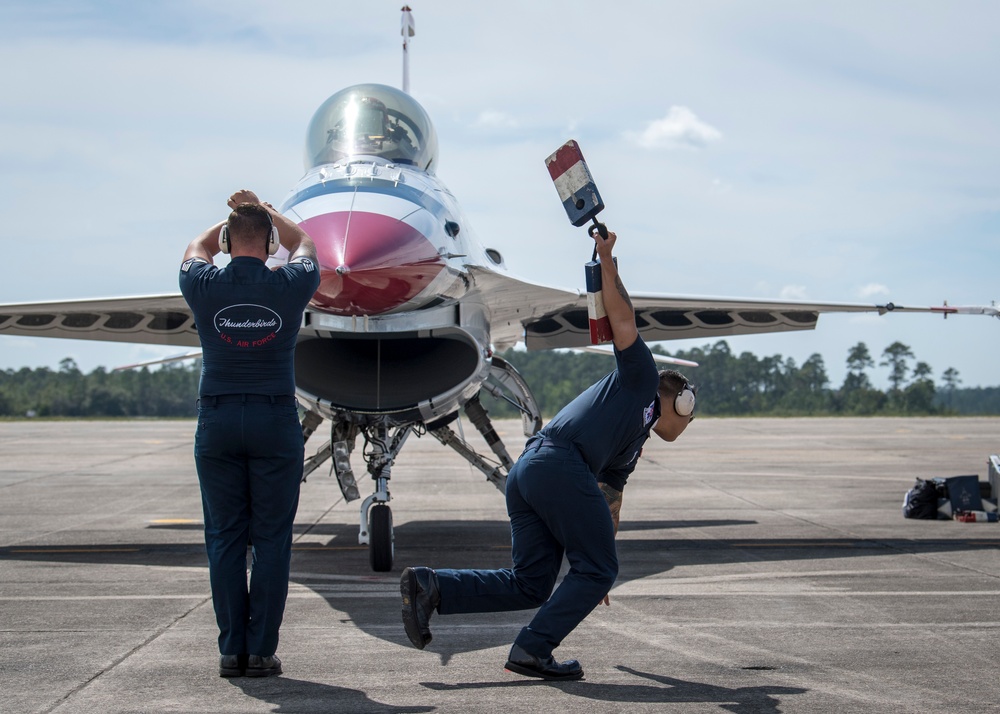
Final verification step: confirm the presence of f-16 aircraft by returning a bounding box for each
[1,11,996,572]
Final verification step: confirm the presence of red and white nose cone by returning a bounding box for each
[299,210,443,315]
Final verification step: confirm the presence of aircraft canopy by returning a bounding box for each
[305,84,439,172]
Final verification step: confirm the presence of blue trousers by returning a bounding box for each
[435,441,619,658]
[194,398,304,657]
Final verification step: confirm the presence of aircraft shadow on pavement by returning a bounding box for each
[420,665,808,713]
[229,677,434,713]
[2,516,996,580]
[2,520,997,660]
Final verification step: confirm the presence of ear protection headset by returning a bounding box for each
[673,382,697,418]
[219,211,280,256]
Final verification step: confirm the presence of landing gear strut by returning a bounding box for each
[302,414,360,501]
[301,412,410,571]
[357,421,411,571]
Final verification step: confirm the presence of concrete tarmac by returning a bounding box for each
[1,417,998,713]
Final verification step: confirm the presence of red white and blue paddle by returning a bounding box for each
[545,140,614,344]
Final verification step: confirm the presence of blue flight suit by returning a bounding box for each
[179,255,320,658]
[434,336,661,658]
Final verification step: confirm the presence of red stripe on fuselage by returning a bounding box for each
[299,210,444,315]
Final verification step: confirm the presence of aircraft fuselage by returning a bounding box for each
[273,84,505,427]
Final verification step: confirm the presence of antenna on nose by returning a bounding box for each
[401,6,415,94]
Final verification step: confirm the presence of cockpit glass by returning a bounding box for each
[304,84,439,172]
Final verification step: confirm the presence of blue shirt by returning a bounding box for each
[539,337,660,491]
[179,256,320,396]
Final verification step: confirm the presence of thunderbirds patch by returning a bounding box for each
[213,304,283,348]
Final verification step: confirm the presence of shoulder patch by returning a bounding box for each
[291,257,315,273]
[181,257,208,273]
[643,399,656,426]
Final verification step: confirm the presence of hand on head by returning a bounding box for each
[228,189,260,209]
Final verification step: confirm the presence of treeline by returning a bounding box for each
[485,340,1000,418]
[0,358,200,417]
[0,341,997,419]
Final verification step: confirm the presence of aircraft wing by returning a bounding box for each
[470,268,999,351]
[0,295,200,347]
[2,276,995,354]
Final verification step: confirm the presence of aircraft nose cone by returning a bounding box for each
[298,210,443,315]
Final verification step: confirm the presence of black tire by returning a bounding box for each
[369,504,394,571]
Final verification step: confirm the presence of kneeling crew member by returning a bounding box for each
[179,189,320,678]
[400,228,696,680]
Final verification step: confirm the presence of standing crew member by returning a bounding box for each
[179,189,320,678]
[401,229,695,680]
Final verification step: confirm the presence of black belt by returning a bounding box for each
[198,394,297,407]
[525,436,576,453]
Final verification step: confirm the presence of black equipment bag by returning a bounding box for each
[902,478,939,519]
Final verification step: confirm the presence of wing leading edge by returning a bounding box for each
[471,268,1000,351]
[0,295,198,347]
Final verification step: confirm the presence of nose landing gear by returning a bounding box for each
[357,421,411,571]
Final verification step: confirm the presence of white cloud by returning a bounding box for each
[780,284,809,300]
[858,283,890,298]
[473,110,519,130]
[710,177,732,194]
[624,106,722,150]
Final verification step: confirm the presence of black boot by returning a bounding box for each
[505,644,583,681]
[218,654,247,678]
[245,654,282,678]
[401,566,440,649]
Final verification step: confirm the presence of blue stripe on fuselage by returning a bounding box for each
[281,178,449,222]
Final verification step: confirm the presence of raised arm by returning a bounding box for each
[593,230,638,351]
[183,221,226,263]
[224,189,318,264]
[262,203,317,264]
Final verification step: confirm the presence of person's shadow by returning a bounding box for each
[230,677,434,713]
[421,665,808,713]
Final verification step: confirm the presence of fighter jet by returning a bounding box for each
[1,11,996,572]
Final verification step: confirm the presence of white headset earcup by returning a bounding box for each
[219,225,230,254]
[267,225,280,255]
[674,388,696,417]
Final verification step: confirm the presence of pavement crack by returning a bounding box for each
[39,593,213,714]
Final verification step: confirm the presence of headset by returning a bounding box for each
[673,381,697,418]
[219,211,280,256]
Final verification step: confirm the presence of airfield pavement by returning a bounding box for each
[0,416,999,713]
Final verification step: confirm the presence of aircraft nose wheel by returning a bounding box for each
[368,503,394,571]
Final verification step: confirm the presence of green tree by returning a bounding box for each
[782,353,831,414]
[59,357,79,375]
[940,367,961,411]
[880,341,915,402]
[903,361,937,413]
[837,342,882,414]
[843,342,874,390]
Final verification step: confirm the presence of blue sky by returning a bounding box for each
[0,1,997,389]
